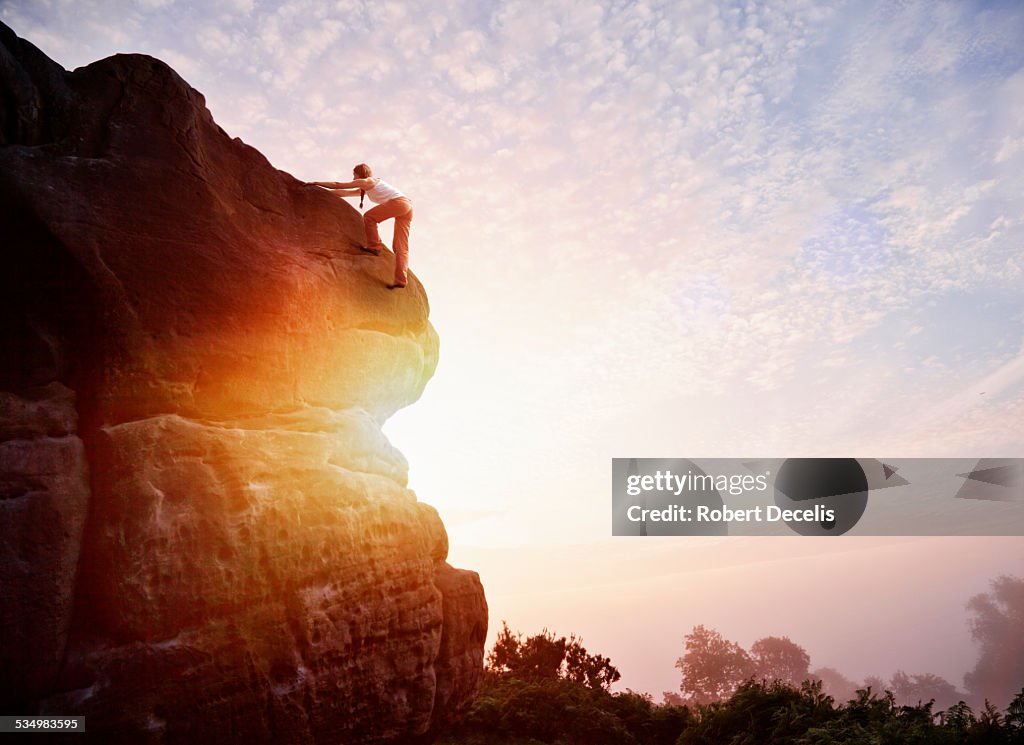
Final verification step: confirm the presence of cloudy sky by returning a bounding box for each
[4,0,1024,697]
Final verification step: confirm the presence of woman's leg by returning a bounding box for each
[364,198,413,286]
[391,200,413,287]
[362,203,390,251]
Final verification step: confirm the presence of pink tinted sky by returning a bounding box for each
[3,0,1023,696]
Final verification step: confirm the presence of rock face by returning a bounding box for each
[0,21,487,743]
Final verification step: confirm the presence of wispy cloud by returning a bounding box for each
[4,0,1022,494]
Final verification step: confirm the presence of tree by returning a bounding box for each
[675,625,754,704]
[455,625,687,745]
[975,701,1009,744]
[965,574,1024,707]
[862,674,887,696]
[750,635,811,686]
[810,666,859,704]
[486,621,621,690]
[940,700,977,733]
[889,670,963,711]
[564,635,621,690]
[662,690,685,706]
[1008,688,1024,732]
[488,621,565,680]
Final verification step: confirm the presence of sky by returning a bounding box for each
[3,0,1024,699]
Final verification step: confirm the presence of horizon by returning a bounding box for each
[3,0,1023,700]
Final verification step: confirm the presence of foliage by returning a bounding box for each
[442,599,1024,745]
[443,670,692,745]
[809,666,859,704]
[661,691,685,707]
[674,625,754,704]
[751,636,812,687]
[443,653,1024,745]
[488,621,621,691]
[889,670,964,711]
[1008,688,1024,732]
[445,624,689,745]
[679,682,1024,745]
[965,575,1024,708]
[678,679,836,745]
[674,628,811,705]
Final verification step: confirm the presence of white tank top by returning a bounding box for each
[365,178,405,204]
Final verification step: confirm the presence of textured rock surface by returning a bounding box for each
[0,21,486,743]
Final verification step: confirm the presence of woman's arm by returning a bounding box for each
[320,177,377,190]
[308,183,363,198]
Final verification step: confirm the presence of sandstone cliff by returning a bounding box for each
[0,21,486,743]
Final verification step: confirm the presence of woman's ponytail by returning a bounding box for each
[353,163,372,210]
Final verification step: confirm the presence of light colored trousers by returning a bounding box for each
[364,196,413,286]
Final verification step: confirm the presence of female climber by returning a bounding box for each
[309,164,413,289]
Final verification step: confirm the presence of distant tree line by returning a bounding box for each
[666,574,1024,712]
[439,574,1024,745]
[669,625,971,711]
